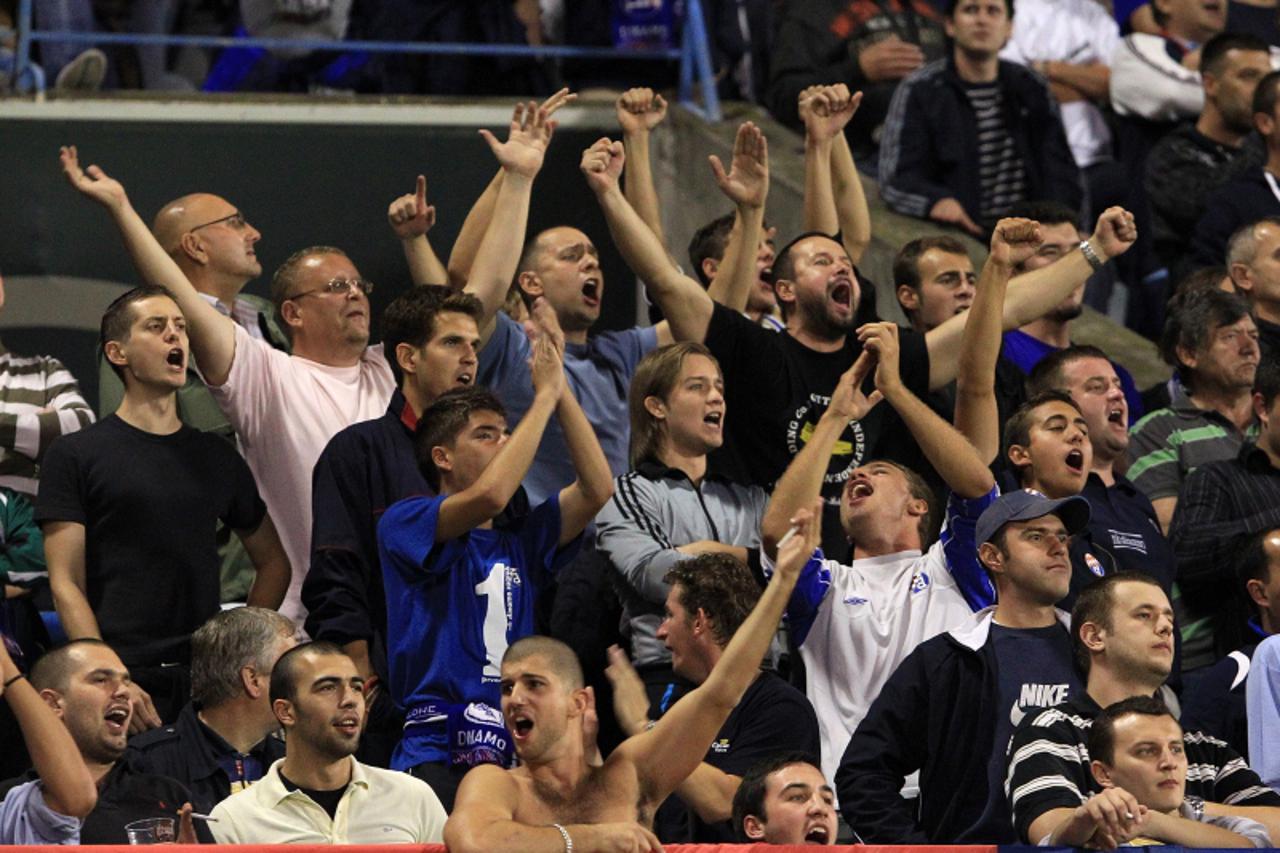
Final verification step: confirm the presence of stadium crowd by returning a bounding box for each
[8,0,1280,839]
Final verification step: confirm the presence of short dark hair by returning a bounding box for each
[769,231,834,321]
[688,213,737,286]
[1201,32,1271,78]
[893,235,970,294]
[190,607,295,709]
[1256,358,1280,410]
[732,751,824,840]
[1175,265,1234,298]
[1158,288,1253,389]
[413,386,507,491]
[1026,344,1112,397]
[99,285,172,381]
[268,640,347,705]
[501,636,584,690]
[664,554,761,647]
[30,639,115,693]
[381,287,483,384]
[1070,573,1165,678]
[1005,200,1078,228]
[946,0,1013,18]
[877,460,940,548]
[1003,390,1082,484]
[769,232,879,324]
[1253,69,1280,120]
[1088,695,1177,765]
[1238,528,1279,619]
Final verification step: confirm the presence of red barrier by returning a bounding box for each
[0,840,998,845]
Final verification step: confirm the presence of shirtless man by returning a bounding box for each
[443,502,820,852]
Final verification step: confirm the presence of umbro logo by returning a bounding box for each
[844,595,868,606]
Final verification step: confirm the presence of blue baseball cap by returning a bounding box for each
[976,489,1091,545]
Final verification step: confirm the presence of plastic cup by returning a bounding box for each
[124,817,176,844]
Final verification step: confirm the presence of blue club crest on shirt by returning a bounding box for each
[1085,553,1105,577]
[910,571,930,594]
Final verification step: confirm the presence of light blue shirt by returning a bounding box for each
[1247,633,1280,792]
[0,780,81,845]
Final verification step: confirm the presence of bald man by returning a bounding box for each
[96,194,289,603]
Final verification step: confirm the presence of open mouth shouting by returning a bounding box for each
[803,823,831,845]
[1106,404,1125,428]
[703,410,724,431]
[829,278,854,313]
[104,704,131,736]
[509,713,535,743]
[845,479,874,506]
[1064,448,1085,476]
[165,347,186,371]
[581,278,601,308]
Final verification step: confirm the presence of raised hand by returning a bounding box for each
[988,217,1042,268]
[604,645,651,736]
[774,500,822,580]
[827,349,884,423]
[59,145,128,210]
[479,101,556,179]
[387,174,437,241]
[801,84,863,142]
[127,680,161,734]
[858,321,903,397]
[857,36,925,82]
[616,87,668,134]
[1090,206,1138,261]
[581,137,626,196]
[540,86,578,118]
[528,318,565,400]
[709,121,769,209]
[523,296,566,357]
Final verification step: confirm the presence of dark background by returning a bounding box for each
[0,116,635,407]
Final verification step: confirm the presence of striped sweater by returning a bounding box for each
[0,345,94,498]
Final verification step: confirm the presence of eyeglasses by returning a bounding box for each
[287,277,375,300]
[189,211,249,232]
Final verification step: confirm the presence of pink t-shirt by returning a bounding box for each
[209,324,395,622]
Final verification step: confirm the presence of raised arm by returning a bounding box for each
[705,122,770,314]
[466,102,554,343]
[954,218,1043,463]
[605,645,741,822]
[447,88,575,289]
[389,174,448,286]
[59,146,237,385]
[434,327,564,542]
[615,503,821,804]
[0,641,97,819]
[801,86,861,244]
[761,353,880,554]
[925,206,1137,389]
[831,103,872,265]
[617,87,669,249]
[859,322,995,499]
[238,514,290,610]
[532,302,613,544]
[584,139,715,343]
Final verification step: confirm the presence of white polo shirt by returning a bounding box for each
[209,757,445,844]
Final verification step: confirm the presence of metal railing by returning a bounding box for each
[5,0,721,121]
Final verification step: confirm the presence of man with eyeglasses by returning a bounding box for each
[96,195,290,607]
[61,146,395,626]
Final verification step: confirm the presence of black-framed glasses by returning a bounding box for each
[189,211,249,232]
[287,277,375,300]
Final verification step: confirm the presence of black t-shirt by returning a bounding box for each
[36,415,266,665]
[980,622,1080,836]
[0,757,208,844]
[704,303,932,554]
[656,670,821,844]
[279,769,349,820]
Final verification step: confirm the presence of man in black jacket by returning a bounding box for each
[125,607,295,814]
[878,0,1081,237]
[835,489,1088,842]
